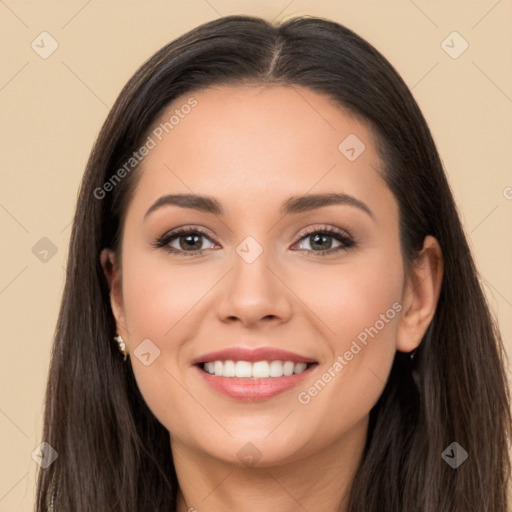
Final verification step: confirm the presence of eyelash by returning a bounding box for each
[152,225,356,257]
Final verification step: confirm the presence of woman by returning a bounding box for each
[35,14,511,511]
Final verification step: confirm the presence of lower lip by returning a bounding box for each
[195,364,317,401]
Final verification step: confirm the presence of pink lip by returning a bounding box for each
[192,346,318,401]
[192,346,317,365]
[195,364,318,401]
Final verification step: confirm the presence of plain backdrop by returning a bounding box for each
[0,1,511,510]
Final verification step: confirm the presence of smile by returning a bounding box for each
[200,360,313,379]
[192,346,319,401]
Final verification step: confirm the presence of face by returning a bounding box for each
[104,84,412,468]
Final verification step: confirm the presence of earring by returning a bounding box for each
[410,348,417,360]
[114,334,128,361]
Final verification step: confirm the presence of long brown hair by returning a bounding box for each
[35,14,511,511]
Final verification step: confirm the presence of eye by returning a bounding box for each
[292,226,355,256]
[153,225,355,257]
[153,227,217,256]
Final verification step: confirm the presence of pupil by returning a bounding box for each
[181,234,201,250]
[311,234,331,250]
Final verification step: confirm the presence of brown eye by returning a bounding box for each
[154,227,217,256]
[293,227,355,256]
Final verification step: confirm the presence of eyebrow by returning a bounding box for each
[144,192,374,220]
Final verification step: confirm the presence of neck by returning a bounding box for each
[173,415,369,512]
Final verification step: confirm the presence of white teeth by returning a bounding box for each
[224,360,236,377]
[201,360,312,378]
[283,361,295,376]
[253,361,270,378]
[269,360,283,377]
[293,362,307,374]
[235,361,252,378]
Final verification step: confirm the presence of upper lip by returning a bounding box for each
[192,346,317,365]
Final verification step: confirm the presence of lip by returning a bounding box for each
[192,346,319,401]
[192,346,317,365]
[195,363,318,401]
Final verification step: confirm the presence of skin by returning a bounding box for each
[101,84,443,511]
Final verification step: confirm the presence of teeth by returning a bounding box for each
[235,361,252,378]
[293,362,307,374]
[224,360,236,377]
[252,361,270,378]
[202,360,311,378]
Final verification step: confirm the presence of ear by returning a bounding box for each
[396,235,444,353]
[100,248,128,341]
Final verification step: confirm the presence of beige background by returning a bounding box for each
[0,1,511,509]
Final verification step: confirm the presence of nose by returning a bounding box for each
[215,248,293,328]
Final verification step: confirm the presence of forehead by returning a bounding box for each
[126,84,395,220]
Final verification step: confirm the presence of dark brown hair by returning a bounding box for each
[36,14,511,511]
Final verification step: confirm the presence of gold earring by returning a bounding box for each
[114,334,128,361]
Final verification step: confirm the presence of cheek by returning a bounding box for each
[117,249,211,425]
[294,245,403,354]
[292,249,403,434]
[121,248,213,340]
[260,253,403,460]
[332,262,402,356]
